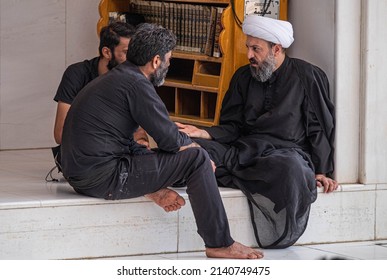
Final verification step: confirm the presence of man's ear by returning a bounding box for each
[151,55,161,69]
[101,46,112,60]
[273,44,283,56]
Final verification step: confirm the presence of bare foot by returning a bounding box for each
[145,188,186,212]
[206,242,264,259]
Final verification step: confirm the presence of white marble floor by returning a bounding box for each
[1,149,387,261]
[102,240,387,260]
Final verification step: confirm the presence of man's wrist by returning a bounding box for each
[200,129,212,139]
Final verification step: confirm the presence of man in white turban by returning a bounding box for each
[242,14,294,48]
[176,15,338,249]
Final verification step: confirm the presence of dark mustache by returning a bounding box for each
[249,58,258,64]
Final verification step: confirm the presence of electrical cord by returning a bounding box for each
[45,165,60,182]
[230,0,243,28]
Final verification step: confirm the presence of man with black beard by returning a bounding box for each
[61,23,263,259]
[50,22,152,177]
[53,21,136,146]
[176,15,338,249]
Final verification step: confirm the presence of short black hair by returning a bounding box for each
[98,21,136,56]
[127,23,176,66]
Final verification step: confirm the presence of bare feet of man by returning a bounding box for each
[145,188,186,212]
[206,242,264,259]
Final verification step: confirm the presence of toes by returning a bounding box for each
[147,188,186,212]
[163,200,183,212]
[176,195,186,206]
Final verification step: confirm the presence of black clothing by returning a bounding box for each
[195,56,335,248]
[61,61,234,248]
[52,57,100,171]
[54,57,100,104]
[62,61,191,178]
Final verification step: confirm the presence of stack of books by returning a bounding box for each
[122,0,225,57]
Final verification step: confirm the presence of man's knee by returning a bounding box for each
[182,147,211,166]
[267,151,309,176]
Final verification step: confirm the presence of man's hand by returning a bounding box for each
[175,122,212,139]
[210,159,216,172]
[315,174,339,193]
[134,127,150,149]
[136,138,150,149]
[178,142,200,151]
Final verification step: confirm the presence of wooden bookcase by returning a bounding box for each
[98,0,288,127]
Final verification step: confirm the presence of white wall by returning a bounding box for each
[288,0,387,184]
[287,0,362,183]
[334,0,362,184]
[288,0,335,89]
[360,0,387,184]
[0,0,100,149]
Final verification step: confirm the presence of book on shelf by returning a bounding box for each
[184,3,189,52]
[198,5,207,53]
[203,6,217,56]
[212,7,225,58]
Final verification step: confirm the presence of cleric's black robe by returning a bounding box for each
[195,56,335,248]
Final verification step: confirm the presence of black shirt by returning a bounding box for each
[61,61,192,179]
[54,57,99,104]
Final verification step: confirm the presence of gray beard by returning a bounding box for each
[150,63,169,87]
[249,54,276,82]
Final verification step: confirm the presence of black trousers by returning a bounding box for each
[194,137,317,248]
[69,148,234,248]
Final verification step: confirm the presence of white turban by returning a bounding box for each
[242,15,294,48]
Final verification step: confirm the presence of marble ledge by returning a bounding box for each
[376,184,387,190]
[338,183,376,192]
[0,183,381,211]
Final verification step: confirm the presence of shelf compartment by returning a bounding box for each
[176,89,201,117]
[200,90,217,120]
[174,88,217,122]
[192,61,221,88]
[167,58,194,83]
[156,86,175,114]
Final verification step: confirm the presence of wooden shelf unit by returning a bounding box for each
[98,0,288,127]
